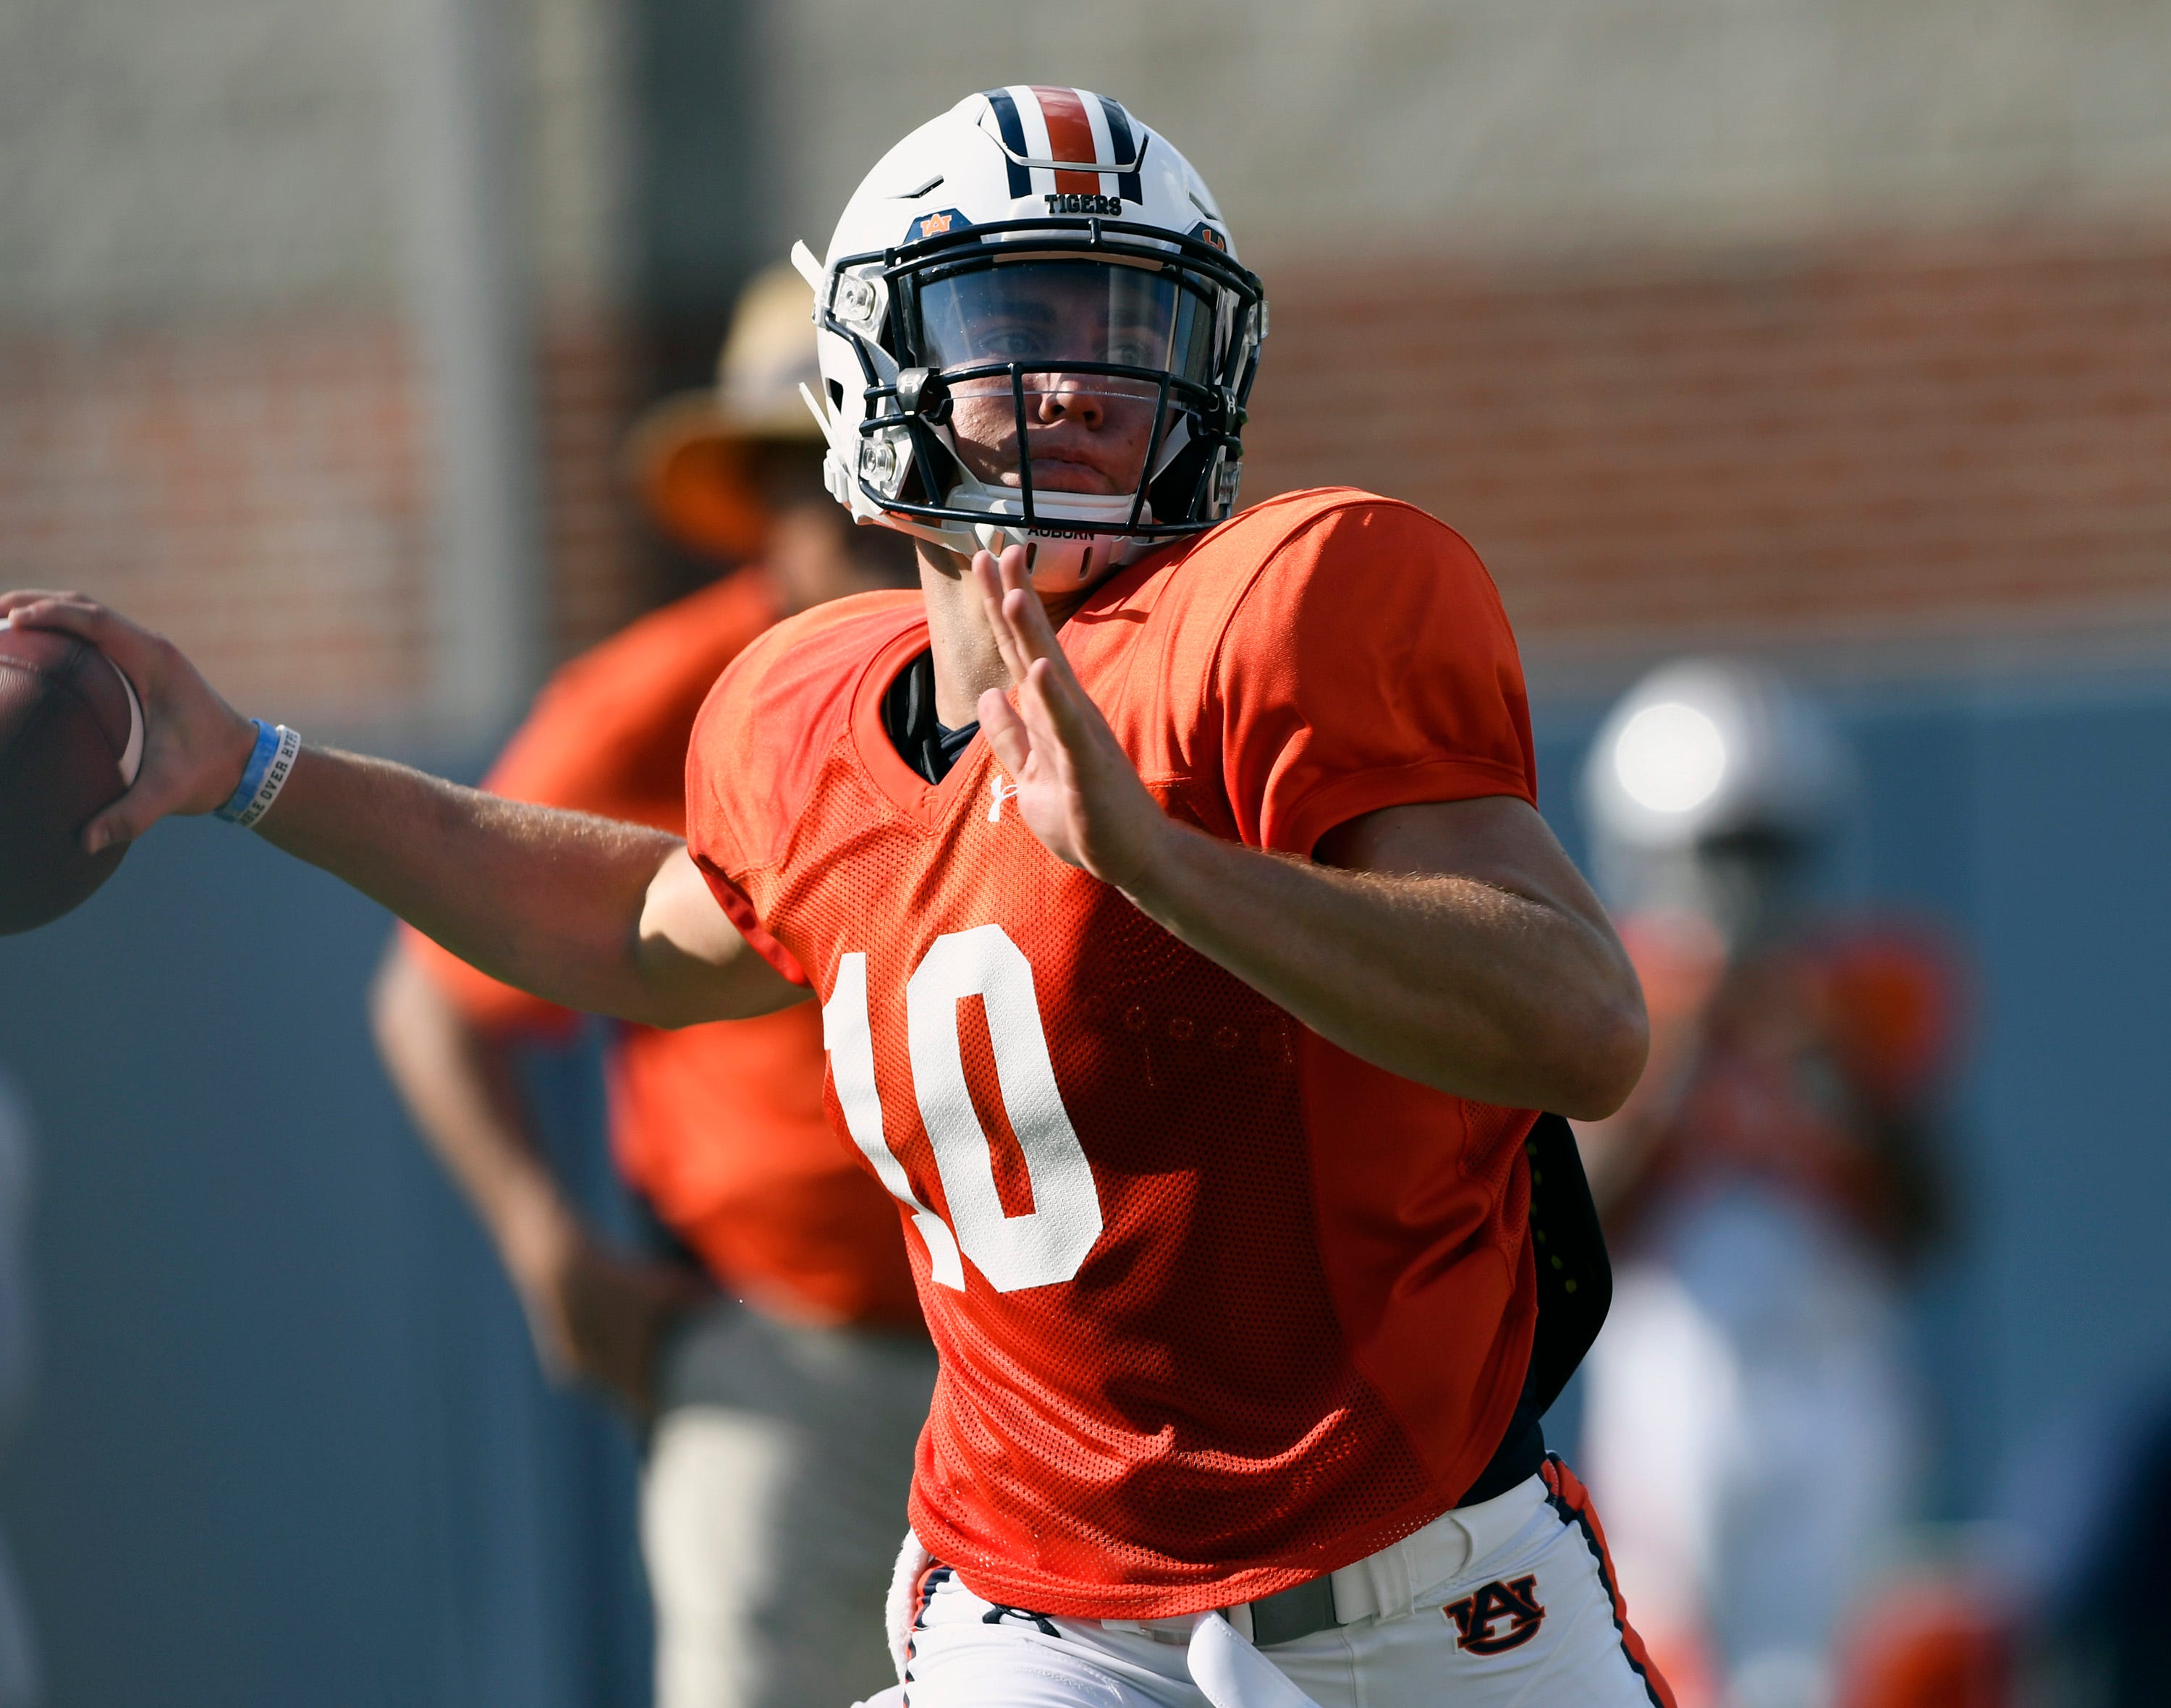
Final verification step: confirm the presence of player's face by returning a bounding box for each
[919,261,1214,500]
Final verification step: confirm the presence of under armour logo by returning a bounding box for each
[989,775,1021,823]
[1444,1575,1545,1655]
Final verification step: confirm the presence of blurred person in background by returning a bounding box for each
[0,1071,35,1708]
[1572,659,1959,1708]
[370,267,931,1708]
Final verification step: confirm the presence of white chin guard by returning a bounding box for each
[968,523,1144,591]
[951,484,1151,591]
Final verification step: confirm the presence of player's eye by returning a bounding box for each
[968,321,1044,361]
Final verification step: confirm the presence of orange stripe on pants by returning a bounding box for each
[1542,1457,1681,1708]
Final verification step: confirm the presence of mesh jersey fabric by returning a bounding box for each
[685,489,1544,1618]
[404,570,920,1329]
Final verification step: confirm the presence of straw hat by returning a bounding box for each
[625,264,826,559]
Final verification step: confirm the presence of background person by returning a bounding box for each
[1572,658,1959,1708]
[370,266,931,1708]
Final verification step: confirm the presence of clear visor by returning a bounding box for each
[918,261,1216,404]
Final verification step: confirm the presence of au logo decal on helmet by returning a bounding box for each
[906,208,968,242]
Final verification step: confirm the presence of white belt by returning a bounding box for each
[1101,1474,1549,1708]
[1104,1471,1546,1646]
[1308,1470,1545,1628]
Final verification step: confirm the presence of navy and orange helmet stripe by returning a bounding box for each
[981,86,1148,204]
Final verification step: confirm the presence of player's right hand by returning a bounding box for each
[0,591,256,853]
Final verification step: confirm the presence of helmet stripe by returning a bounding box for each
[1078,92,1119,198]
[1032,85,1102,193]
[1004,84,1057,200]
[978,88,1033,200]
[1097,96,1145,202]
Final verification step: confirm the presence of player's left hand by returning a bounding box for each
[973,545,1172,892]
[509,1212,709,1420]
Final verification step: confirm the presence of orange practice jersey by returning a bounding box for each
[407,571,921,1329]
[686,490,1544,1618]
[1619,913,1959,1255]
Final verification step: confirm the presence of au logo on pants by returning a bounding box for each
[1444,1575,1546,1654]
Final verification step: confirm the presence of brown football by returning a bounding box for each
[0,618,143,934]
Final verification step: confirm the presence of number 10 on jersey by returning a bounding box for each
[823,925,1104,1294]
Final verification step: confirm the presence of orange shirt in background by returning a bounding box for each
[405,570,921,1330]
[1615,913,1959,1257]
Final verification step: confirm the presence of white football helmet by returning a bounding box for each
[1582,657,1853,931]
[790,88,1266,589]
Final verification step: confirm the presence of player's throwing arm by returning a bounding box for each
[0,590,805,1031]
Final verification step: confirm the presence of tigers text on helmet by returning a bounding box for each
[790,87,1266,590]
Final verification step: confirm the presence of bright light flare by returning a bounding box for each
[1613,701,1727,815]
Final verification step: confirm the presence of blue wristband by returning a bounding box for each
[216,721,280,821]
[218,720,302,829]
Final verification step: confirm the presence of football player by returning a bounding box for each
[371,267,934,1708]
[1573,659,1955,1708]
[7,89,1662,1707]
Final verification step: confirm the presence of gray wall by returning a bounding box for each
[0,0,628,323]
[0,806,646,1708]
[15,0,2171,324]
[763,0,2171,269]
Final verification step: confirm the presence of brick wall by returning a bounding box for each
[4,224,2168,727]
[1243,227,2171,675]
[0,318,433,719]
[0,309,645,729]
[537,307,651,661]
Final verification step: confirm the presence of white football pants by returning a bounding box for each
[643,1298,939,1708]
[855,1463,1672,1708]
[1580,1187,1916,1708]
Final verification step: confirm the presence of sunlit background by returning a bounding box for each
[4,1,2171,1702]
